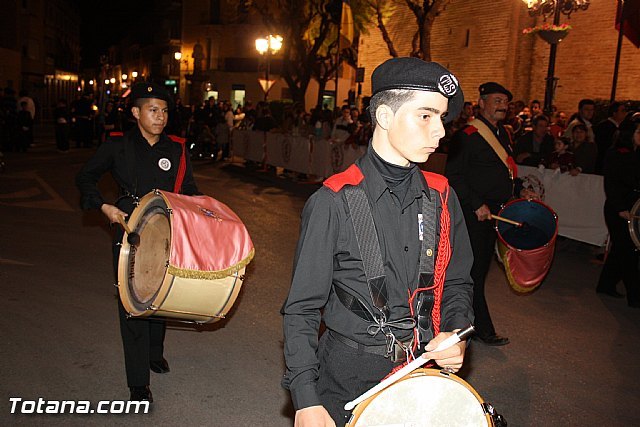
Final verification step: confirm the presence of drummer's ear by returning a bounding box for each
[375,105,394,131]
[131,106,141,120]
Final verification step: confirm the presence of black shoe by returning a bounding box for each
[150,358,170,374]
[596,289,624,298]
[129,386,153,402]
[476,334,510,346]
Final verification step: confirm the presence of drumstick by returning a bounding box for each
[116,215,132,234]
[116,215,141,246]
[344,325,475,411]
[491,214,523,227]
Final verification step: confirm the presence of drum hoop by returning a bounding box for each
[118,191,172,316]
[629,198,640,250]
[495,198,558,251]
[348,368,491,426]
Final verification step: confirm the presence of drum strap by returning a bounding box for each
[122,132,139,197]
[337,182,438,357]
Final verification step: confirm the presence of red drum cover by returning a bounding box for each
[160,191,254,279]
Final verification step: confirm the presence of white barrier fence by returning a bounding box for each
[518,166,607,246]
[231,130,366,178]
[231,130,608,246]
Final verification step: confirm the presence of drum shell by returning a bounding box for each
[347,368,494,427]
[496,198,558,293]
[117,190,248,323]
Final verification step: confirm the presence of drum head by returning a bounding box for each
[497,199,557,250]
[130,206,170,304]
[349,369,490,427]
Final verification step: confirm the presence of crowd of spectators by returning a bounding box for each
[1,84,638,179]
[443,97,639,177]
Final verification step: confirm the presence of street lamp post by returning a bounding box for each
[522,1,590,115]
[255,35,283,101]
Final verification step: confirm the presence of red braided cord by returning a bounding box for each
[431,187,451,336]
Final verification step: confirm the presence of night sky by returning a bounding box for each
[74,0,146,69]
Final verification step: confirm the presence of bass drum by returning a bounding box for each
[347,368,504,427]
[496,198,558,293]
[118,190,254,324]
[628,198,640,250]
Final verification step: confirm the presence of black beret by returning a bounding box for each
[129,82,173,109]
[371,57,463,123]
[479,82,513,101]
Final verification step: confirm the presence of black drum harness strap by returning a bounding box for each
[334,180,439,363]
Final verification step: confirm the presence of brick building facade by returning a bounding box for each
[358,1,640,114]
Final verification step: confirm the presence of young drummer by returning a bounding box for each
[281,57,474,426]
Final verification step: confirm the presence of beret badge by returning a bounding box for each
[438,74,459,97]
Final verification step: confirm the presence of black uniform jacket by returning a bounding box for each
[76,127,199,213]
[603,147,640,213]
[445,115,514,214]
[281,146,474,410]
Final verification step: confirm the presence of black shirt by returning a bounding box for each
[445,115,514,213]
[281,145,474,410]
[75,127,199,212]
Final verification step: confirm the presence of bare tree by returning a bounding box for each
[367,0,451,60]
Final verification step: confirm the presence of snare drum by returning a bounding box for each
[496,198,558,293]
[347,368,499,427]
[118,190,254,323]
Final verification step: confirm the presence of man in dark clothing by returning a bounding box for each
[282,58,474,426]
[514,114,555,166]
[76,82,199,403]
[594,101,627,175]
[72,92,95,148]
[445,82,517,347]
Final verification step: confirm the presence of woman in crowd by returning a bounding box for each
[569,123,597,175]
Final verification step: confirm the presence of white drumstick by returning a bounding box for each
[344,325,475,411]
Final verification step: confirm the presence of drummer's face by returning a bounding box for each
[385,91,448,165]
[133,98,169,140]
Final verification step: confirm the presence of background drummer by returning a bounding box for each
[281,57,474,426]
[445,82,532,347]
[596,116,640,308]
[76,82,200,402]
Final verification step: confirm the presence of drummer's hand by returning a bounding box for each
[475,204,492,221]
[423,330,466,374]
[294,406,336,427]
[619,210,631,221]
[101,203,127,224]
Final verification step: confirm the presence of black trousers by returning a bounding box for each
[597,205,640,305]
[317,331,395,426]
[463,210,499,338]
[113,239,166,387]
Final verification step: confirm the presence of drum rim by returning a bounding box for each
[629,198,640,250]
[347,368,492,426]
[495,198,558,252]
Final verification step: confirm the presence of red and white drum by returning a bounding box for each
[347,369,497,426]
[496,198,558,293]
[117,190,254,323]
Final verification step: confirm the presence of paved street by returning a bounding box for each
[1,129,639,426]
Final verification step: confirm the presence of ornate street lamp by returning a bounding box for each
[522,1,590,115]
[255,35,283,101]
